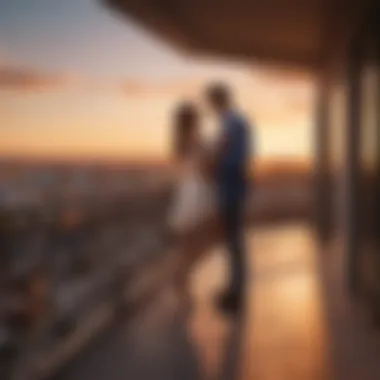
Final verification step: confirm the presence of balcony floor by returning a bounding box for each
[54,224,380,380]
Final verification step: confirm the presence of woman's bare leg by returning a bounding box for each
[173,218,222,309]
[174,231,196,308]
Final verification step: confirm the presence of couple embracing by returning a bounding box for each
[167,82,252,315]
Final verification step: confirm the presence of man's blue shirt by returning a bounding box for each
[218,111,250,201]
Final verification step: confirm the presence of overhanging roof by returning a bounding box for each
[105,0,371,70]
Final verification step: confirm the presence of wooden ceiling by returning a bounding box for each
[105,0,368,69]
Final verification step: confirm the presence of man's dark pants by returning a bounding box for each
[219,185,246,298]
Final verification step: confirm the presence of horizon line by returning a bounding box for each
[0,153,312,167]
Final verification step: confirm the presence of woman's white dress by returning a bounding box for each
[168,144,216,233]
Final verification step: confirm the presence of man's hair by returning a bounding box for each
[205,82,231,107]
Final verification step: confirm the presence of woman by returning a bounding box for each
[167,102,221,308]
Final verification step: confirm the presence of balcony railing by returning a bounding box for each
[0,182,173,380]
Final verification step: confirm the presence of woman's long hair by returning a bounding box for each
[172,102,198,160]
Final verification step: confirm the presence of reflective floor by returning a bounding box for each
[55,224,380,380]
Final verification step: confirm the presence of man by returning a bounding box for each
[206,82,251,313]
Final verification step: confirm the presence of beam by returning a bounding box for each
[104,0,320,69]
[105,0,201,53]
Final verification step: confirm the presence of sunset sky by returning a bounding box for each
[0,0,314,161]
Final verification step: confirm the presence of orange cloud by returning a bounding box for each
[0,62,118,93]
[121,79,155,95]
[121,78,204,97]
[0,64,81,91]
[0,63,152,95]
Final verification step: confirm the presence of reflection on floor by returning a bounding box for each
[190,223,330,380]
[241,225,330,380]
[55,224,380,380]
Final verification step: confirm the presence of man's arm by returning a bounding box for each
[219,115,246,167]
[204,123,229,177]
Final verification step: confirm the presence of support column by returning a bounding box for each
[314,71,331,246]
[369,10,380,322]
[346,45,361,296]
